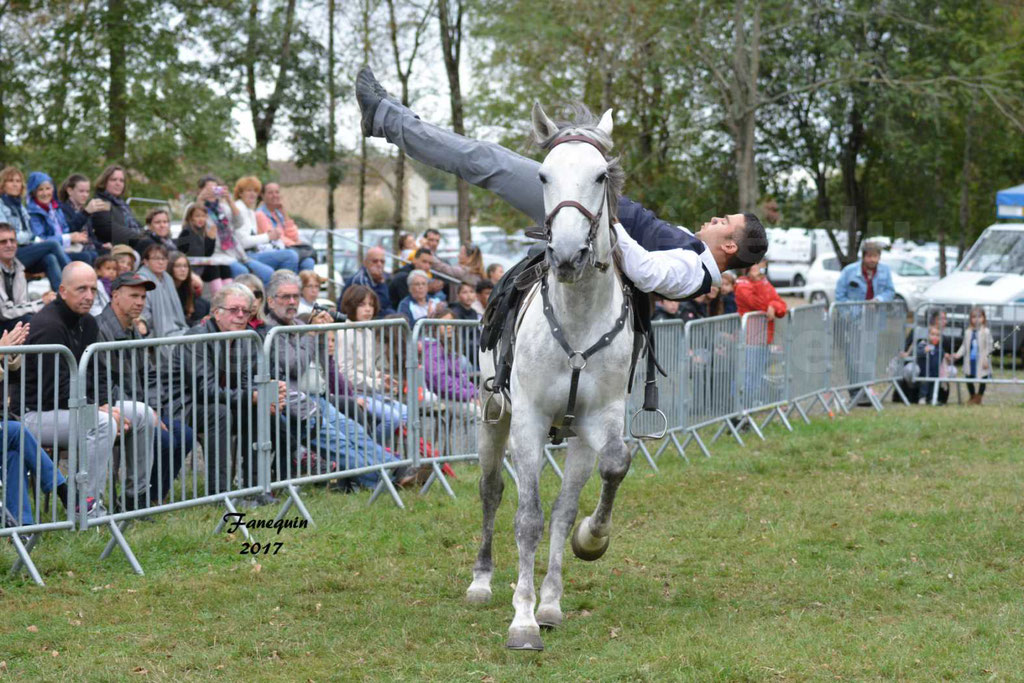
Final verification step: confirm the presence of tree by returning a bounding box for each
[437,0,470,243]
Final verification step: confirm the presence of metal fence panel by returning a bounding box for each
[829,301,906,392]
[626,319,687,436]
[683,314,742,428]
[787,304,832,401]
[740,312,789,411]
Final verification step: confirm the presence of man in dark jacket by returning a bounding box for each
[388,247,434,307]
[340,246,395,317]
[0,222,55,331]
[15,262,150,516]
[95,272,194,508]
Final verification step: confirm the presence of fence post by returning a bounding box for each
[406,321,422,469]
[254,342,274,496]
[737,314,749,415]
[784,310,794,405]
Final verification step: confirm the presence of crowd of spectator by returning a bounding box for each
[0,165,501,529]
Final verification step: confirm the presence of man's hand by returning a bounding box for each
[70,232,90,245]
[309,311,334,325]
[427,279,443,294]
[0,321,29,348]
[41,291,57,304]
[85,198,110,214]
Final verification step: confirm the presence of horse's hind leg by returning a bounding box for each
[572,421,630,561]
[537,437,596,628]
[466,410,510,604]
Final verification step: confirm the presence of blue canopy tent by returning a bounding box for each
[996,183,1024,219]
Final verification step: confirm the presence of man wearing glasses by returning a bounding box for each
[0,222,56,332]
[341,246,395,317]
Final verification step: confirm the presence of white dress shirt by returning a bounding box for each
[613,222,721,300]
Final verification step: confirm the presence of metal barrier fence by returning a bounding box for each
[3,300,931,585]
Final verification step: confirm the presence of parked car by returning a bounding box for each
[803,252,938,311]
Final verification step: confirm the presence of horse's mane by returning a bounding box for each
[536,104,624,223]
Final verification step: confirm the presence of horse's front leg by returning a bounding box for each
[506,412,547,651]
[537,437,596,628]
[466,408,510,604]
[572,413,630,561]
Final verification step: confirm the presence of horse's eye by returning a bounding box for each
[596,172,607,184]
[538,173,548,185]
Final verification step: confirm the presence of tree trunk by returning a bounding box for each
[837,95,866,266]
[326,0,338,301]
[438,0,471,243]
[245,0,298,169]
[732,0,760,213]
[357,0,372,251]
[957,109,973,265]
[106,0,128,160]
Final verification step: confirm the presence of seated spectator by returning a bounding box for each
[337,285,410,440]
[138,243,189,338]
[1,323,70,526]
[143,208,177,251]
[0,223,56,331]
[263,272,413,487]
[389,247,433,306]
[90,254,118,316]
[94,272,194,508]
[0,166,70,290]
[653,298,701,322]
[950,306,992,405]
[14,262,158,516]
[89,165,152,252]
[298,269,322,318]
[27,172,96,264]
[176,202,233,292]
[421,305,479,420]
[450,282,481,321]
[474,279,493,315]
[234,176,300,275]
[58,173,108,255]
[111,244,137,273]
[342,246,394,317]
[417,229,453,297]
[233,272,267,331]
[256,182,315,270]
[720,272,737,314]
[196,175,266,283]
[486,263,504,283]
[398,269,439,326]
[169,251,210,325]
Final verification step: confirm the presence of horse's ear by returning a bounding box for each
[532,102,559,143]
[597,109,614,137]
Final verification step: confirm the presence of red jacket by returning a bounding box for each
[735,276,787,344]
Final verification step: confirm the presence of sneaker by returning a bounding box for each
[356,66,391,137]
[77,497,107,519]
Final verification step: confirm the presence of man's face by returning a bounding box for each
[458,284,475,307]
[59,268,98,315]
[661,299,680,314]
[214,294,252,331]
[268,283,300,323]
[365,248,386,281]
[0,231,17,263]
[264,183,282,209]
[145,251,168,276]
[422,232,440,252]
[413,253,432,272]
[862,250,880,271]
[112,285,147,322]
[695,214,744,261]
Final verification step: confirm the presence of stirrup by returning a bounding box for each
[482,386,508,425]
[629,407,667,440]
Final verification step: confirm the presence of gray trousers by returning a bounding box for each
[374,99,546,225]
[23,400,158,504]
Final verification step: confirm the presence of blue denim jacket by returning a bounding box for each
[835,261,894,302]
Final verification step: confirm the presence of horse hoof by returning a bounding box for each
[571,518,609,561]
[506,628,544,651]
[465,586,492,604]
[536,605,563,629]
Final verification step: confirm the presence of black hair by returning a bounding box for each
[727,212,768,270]
[423,228,441,238]
[475,279,494,293]
[413,247,432,259]
[197,174,220,190]
[142,243,169,260]
[0,222,13,234]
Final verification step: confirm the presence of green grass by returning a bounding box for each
[2,403,1023,681]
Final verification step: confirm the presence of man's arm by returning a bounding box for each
[834,265,851,302]
[613,223,713,300]
[874,265,895,302]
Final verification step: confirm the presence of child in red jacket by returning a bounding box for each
[734,259,787,408]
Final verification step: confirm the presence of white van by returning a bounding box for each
[921,223,1024,306]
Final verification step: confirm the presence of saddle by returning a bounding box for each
[480,248,665,443]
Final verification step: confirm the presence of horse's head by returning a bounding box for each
[532,102,622,284]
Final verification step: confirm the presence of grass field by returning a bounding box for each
[3,401,1024,681]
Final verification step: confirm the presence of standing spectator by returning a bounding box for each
[389,247,433,306]
[950,306,992,405]
[704,285,723,317]
[417,228,454,295]
[474,279,493,315]
[57,173,109,255]
[176,202,232,292]
[0,223,56,331]
[138,243,189,338]
[342,246,394,317]
[233,176,300,275]
[26,172,96,264]
[297,270,322,318]
[453,243,485,285]
[169,251,210,326]
[720,272,737,314]
[256,183,316,271]
[735,258,787,406]
[397,270,438,326]
[486,263,504,284]
[915,324,949,405]
[94,272,194,509]
[1,166,70,290]
[653,298,702,322]
[89,165,152,252]
[143,208,177,251]
[835,242,894,303]
[14,263,159,516]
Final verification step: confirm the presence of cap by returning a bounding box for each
[110,244,137,259]
[112,272,156,291]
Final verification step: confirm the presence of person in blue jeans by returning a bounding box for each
[3,420,69,526]
[0,167,70,290]
[147,415,194,507]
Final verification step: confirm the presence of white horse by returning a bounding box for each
[468,103,635,651]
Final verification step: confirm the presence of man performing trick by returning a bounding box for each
[354,67,768,302]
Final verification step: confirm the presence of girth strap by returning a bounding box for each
[540,276,630,444]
